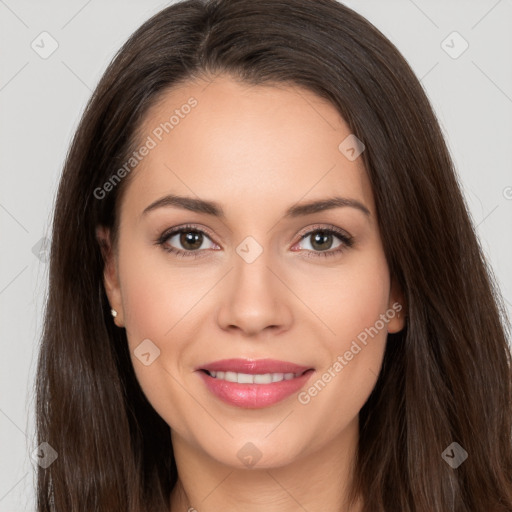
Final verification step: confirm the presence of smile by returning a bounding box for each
[195,360,315,409]
[205,370,306,384]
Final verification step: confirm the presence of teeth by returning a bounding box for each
[208,370,302,383]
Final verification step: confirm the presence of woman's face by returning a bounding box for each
[99,74,404,469]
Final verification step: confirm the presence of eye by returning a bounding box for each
[155,223,354,259]
[156,224,218,259]
[292,225,354,258]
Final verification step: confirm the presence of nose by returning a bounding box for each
[215,247,293,337]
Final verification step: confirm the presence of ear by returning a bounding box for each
[96,225,124,328]
[386,276,406,333]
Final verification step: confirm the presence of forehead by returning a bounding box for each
[122,74,374,222]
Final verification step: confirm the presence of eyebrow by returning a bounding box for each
[141,194,371,219]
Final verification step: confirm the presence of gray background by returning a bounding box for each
[1,0,511,510]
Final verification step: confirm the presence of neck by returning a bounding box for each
[169,416,363,512]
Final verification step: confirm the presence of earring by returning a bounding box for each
[111,308,118,318]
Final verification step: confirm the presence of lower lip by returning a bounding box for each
[197,370,315,408]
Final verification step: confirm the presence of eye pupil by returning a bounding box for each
[181,231,202,250]
[311,231,333,251]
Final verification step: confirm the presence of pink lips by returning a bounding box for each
[196,358,315,409]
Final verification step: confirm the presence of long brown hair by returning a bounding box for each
[35,0,512,510]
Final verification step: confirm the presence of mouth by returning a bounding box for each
[196,357,314,375]
[195,359,315,408]
[199,368,312,384]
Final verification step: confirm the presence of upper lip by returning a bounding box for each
[197,358,313,375]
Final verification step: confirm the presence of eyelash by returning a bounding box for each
[155,223,354,260]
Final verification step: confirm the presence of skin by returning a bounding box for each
[97,74,405,512]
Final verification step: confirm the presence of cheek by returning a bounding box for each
[117,240,202,403]
[295,250,390,411]
[117,246,195,429]
[121,266,163,347]
[118,237,191,344]
[341,264,390,344]
[337,257,390,369]
[294,249,391,345]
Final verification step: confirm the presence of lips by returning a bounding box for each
[195,358,315,408]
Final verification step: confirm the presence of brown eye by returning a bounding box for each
[176,230,204,251]
[308,230,337,251]
[157,225,217,258]
[164,229,215,252]
[293,226,354,258]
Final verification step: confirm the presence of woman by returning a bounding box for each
[35,0,512,510]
